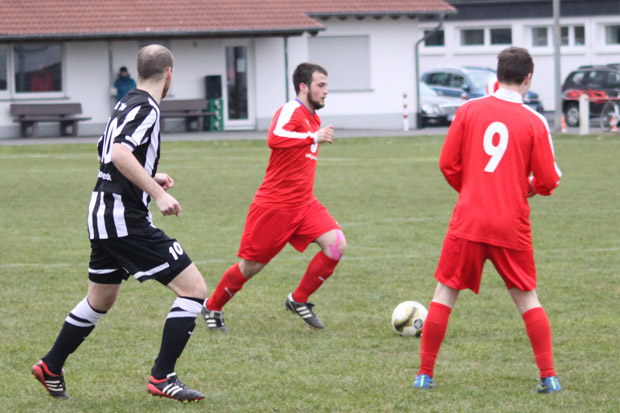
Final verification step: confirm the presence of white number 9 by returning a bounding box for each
[483,122,509,173]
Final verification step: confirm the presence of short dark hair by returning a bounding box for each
[137,44,174,81]
[293,63,327,95]
[497,47,534,85]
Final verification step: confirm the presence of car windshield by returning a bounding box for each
[419,82,438,97]
[468,71,495,89]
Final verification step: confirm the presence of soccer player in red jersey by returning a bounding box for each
[202,63,346,331]
[414,47,562,393]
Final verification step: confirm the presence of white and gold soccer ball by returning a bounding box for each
[391,301,428,336]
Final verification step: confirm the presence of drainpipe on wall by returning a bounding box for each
[552,0,562,132]
[284,36,290,102]
[415,13,445,129]
[108,40,115,111]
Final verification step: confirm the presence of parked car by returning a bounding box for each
[419,82,463,127]
[421,66,544,113]
[561,64,620,127]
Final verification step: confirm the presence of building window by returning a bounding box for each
[460,28,512,47]
[14,44,62,93]
[424,30,445,47]
[0,48,7,91]
[308,36,371,90]
[561,27,569,46]
[574,26,585,46]
[461,29,484,46]
[490,28,512,45]
[605,25,620,45]
[532,27,548,47]
[561,25,586,47]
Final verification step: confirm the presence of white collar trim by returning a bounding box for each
[493,88,524,104]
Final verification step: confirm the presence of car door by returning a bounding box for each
[424,72,454,97]
[446,73,466,98]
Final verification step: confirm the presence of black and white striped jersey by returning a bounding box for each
[87,89,161,239]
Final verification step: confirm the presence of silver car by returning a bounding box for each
[419,82,463,127]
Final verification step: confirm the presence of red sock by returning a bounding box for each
[292,251,339,303]
[418,302,452,377]
[523,307,556,377]
[206,263,248,311]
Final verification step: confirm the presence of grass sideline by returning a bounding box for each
[1,134,619,412]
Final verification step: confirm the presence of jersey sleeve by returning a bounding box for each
[268,105,317,149]
[439,107,465,192]
[113,105,157,151]
[530,126,561,196]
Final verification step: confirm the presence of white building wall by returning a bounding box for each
[308,18,420,129]
[254,37,287,128]
[65,41,113,136]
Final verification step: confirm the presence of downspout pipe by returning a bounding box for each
[415,14,445,129]
[284,36,290,102]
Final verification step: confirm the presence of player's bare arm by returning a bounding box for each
[317,125,334,144]
[110,143,181,216]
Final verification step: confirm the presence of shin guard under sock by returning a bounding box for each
[292,251,339,303]
[151,297,202,380]
[418,301,452,377]
[523,306,556,378]
[206,263,248,311]
[44,297,106,375]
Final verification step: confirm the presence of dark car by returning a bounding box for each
[419,82,463,127]
[421,66,544,113]
[561,64,620,127]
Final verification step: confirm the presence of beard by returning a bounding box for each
[307,90,325,110]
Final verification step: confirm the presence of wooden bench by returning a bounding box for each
[159,99,215,132]
[10,103,91,138]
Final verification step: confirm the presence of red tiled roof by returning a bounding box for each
[0,0,454,40]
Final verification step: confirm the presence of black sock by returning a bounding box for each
[42,297,105,375]
[150,296,203,380]
[43,322,95,375]
[151,316,196,380]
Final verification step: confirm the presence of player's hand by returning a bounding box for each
[154,192,181,216]
[527,176,536,198]
[154,173,174,190]
[317,125,334,144]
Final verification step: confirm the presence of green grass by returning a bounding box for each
[1,133,619,412]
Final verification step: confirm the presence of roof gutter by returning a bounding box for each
[0,27,327,42]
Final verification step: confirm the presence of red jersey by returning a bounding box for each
[253,99,321,209]
[439,88,561,250]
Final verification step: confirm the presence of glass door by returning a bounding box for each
[225,45,252,128]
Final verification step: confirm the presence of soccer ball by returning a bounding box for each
[391,301,428,337]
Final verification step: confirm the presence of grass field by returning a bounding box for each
[1,133,619,412]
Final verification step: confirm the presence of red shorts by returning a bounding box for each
[435,235,536,293]
[238,199,341,263]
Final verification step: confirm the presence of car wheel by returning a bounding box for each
[565,103,579,127]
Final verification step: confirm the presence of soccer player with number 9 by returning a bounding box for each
[413,47,562,393]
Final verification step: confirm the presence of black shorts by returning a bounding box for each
[88,228,192,286]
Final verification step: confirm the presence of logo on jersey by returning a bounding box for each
[98,171,112,181]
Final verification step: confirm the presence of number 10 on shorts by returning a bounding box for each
[169,242,184,260]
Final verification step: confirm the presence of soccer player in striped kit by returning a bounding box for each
[32,45,206,402]
[414,47,562,393]
[202,63,346,332]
